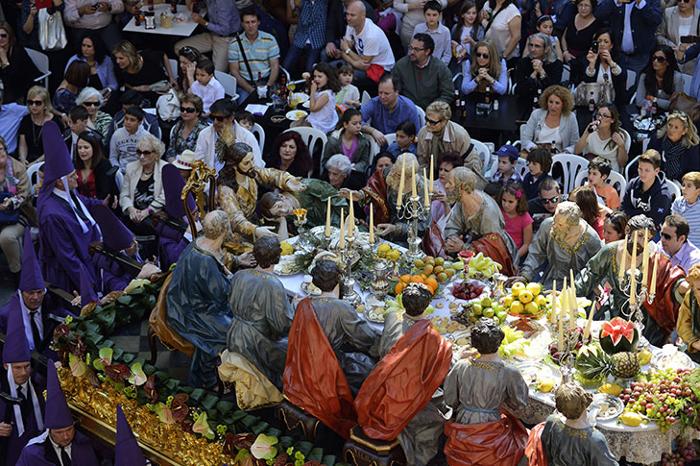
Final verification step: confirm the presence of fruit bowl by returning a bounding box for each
[449,279,490,301]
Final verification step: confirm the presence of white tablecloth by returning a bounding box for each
[123,4,197,36]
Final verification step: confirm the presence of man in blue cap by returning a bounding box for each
[114,405,146,466]
[0,304,45,466]
[16,360,99,466]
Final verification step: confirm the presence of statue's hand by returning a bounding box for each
[255,226,277,238]
[287,178,305,192]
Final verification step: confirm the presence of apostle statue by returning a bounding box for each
[443,318,529,466]
[525,382,618,466]
[519,201,603,288]
[166,210,233,388]
[576,215,687,346]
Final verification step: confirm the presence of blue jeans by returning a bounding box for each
[283,45,322,77]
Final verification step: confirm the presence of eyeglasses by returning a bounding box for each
[408,46,425,52]
[180,106,197,113]
[27,100,43,106]
[542,196,560,204]
[212,115,228,122]
[83,101,100,107]
[661,232,673,240]
[425,117,442,126]
[136,149,153,156]
[652,55,667,63]
[476,53,490,58]
[0,33,8,38]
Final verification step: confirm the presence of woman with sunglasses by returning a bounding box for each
[74,130,118,202]
[574,103,628,172]
[460,41,508,96]
[513,32,563,106]
[165,93,207,161]
[635,45,684,112]
[648,110,700,182]
[0,22,41,103]
[76,87,113,146]
[657,0,700,75]
[18,86,63,165]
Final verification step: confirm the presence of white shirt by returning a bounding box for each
[194,122,263,173]
[49,436,72,466]
[19,294,44,351]
[307,89,338,134]
[679,14,694,41]
[617,0,647,54]
[345,18,396,70]
[190,78,225,114]
[483,3,521,59]
[536,121,562,150]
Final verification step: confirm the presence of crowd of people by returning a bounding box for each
[0,0,700,464]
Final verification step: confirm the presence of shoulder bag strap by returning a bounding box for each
[483,5,506,35]
[235,32,255,85]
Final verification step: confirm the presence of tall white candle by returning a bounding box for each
[429,153,434,194]
[324,196,331,238]
[423,167,430,208]
[397,156,405,208]
[369,204,375,245]
[338,208,345,250]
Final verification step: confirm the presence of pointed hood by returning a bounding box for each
[41,121,74,191]
[80,268,98,306]
[45,359,74,429]
[162,163,195,219]
[2,302,31,364]
[115,405,147,466]
[88,204,135,251]
[19,228,44,291]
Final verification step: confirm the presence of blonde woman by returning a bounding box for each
[18,86,64,164]
[520,85,579,153]
[113,40,175,104]
[460,41,507,95]
[648,111,700,182]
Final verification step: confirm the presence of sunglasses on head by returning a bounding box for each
[542,196,560,204]
[136,149,153,156]
[652,55,667,63]
[27,99,43,106]
[180,106,197,113]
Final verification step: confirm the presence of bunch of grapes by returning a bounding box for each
[660,443,698,466]
[619,368,699,432]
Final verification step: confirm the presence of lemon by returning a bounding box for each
[536,378,555,393]
[598,383,623,397]
[637,349,652,366]
[518,289,534,304]
[510,301,524,315]
[620,411,643,427]
[388,250,401,261]
[526,282,542,297]
[377,243,391,254]
[535,295,548,307]
[524,302,539,315]
[503,296,514,307]
[511,282,525,297]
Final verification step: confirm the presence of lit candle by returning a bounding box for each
[560,277,568,318]
[429,153,434,194]
[642,229,649,286]
[583,299,596,340]
[423,167,430,208]
[324,196,331,238]
[338,208,345,250]
[618,235,627,283]
[369,204,375,245]
[347,196,355,238]
[397,156,405,208]
[411,161,417,198]
[650,253,659,295]
[558,302,565,352]
[550,280,557,324]
[569,269,577,328]
[630,231,638,306]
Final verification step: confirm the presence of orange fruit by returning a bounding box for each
[395,282,406,295]
[425,277,439,293]
[400,274,412,284]
[411,275,425,284]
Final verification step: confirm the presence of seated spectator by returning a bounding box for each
[523,147,552,198]
[63,0,124,51]
[74,130,118,201]
[53,60,90,114]
[110,106,148,174]
[561,0,599,68]
[323,0,376,63]
[323,109,370,185]
[0,137,29,282]
[0,22,41,104]
[20,0,66,52]
[18,86,63,165]
[76,87,113,146]
[648,110,700,182]
[520,84,579,153]
[119,133,166,259]
[369,151,394,177]
[460,41,508,96]
[413,1,452,65]
[0,81,29,155]
[622,149,674,225]
[235,110,254,131]
[417,101,475,171]
[108,90,161,141]
[673,171,700,247]
[64,105,96,159]
[393,33,454,109]
[529,16,564,61]
[603,210,627,243]
[430,151,462,224]
[514,33,563,105]
[528,175,560,232]
[172,0,240,72]
[574,103,628,173]
[657,0,700,74]
[659,214,700,273]
[113,40,174,106]
[586,156,621,210]
[499,180,533,259]
[291,62,339,134]
[190,58,224,115]
[387,120,418,157]
[361,74,422,146]
[450,0,484,66]
[65,34,118,95]
[165,93,207,162]
[264,131,313,178]
[336,64,360,107]
[339,0,395,89]
[578,28,627,109]
[635,45,684,112]
[283,0,328,75]
[326,154,353,189]
[488,144,521,187]
[571,184,606,238]
[227,7,280,103]
[175,45,202,93]
[481,0,522,62]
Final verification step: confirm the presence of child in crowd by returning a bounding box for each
[235,110,255,132]
[527,15,563,61]
[431,151,463,222]
[336,64,360,107]
[190,58,225,115]
[602,210,627,243]
[109,106,148,173]
[499,180,533,260]
[523,148,552,200]
[413,1,452,65]
[571,185,606,239]
[586,157,620,210]
[293,62,340,134]
[672,171,700,247]
[387,121,417,157]
[490,144,521,185]
[450,0,483,66]
[322,108,370,187]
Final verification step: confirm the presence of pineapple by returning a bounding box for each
[575,344,613,381]
[611,352,640,379]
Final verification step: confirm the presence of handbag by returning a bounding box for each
[38,9,67,51]
[156,89,181,122]
[669,92,700,122]
[0,192,19,225]
[574,81,613,108]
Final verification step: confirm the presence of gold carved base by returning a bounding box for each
[276,398,320,442]
[342,426,406,466]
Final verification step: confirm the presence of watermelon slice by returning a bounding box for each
[599,317,639,354]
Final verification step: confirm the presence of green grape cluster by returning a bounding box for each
[466,253,501,279]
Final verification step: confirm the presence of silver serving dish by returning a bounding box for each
[590,393,624,421]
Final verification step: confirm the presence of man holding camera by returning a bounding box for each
[64,0,125,50]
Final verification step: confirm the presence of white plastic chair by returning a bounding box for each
[620,128,632,153]
[26,48,51,89]
[214,70,239,100]
[626,69,637,92]
[471,139,491,175]
[115,170,124,192]
[667,179,682,201]
[484,154,499,178]
[625,155,640,181]
[550,154,589,195]
[573,169,627,197]
[361,90,372,105]
[681,73,693,94]
[280,66,291,82]
[368,136,381,170]
[26,161,44,196]
[168,58,179,81]
[384,133,396,147]
[515,157,529,179]
[251,123,265,152]
[415,105,426,128]
[283,127,328,160]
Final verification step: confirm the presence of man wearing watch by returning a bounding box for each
[64,0,124,50]
[174,0,241,72]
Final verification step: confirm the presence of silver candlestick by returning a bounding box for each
[396,195,429,264]
[340,234,362,307]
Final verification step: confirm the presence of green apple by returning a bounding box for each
[471,303,483,316]
[483,307,495,318]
